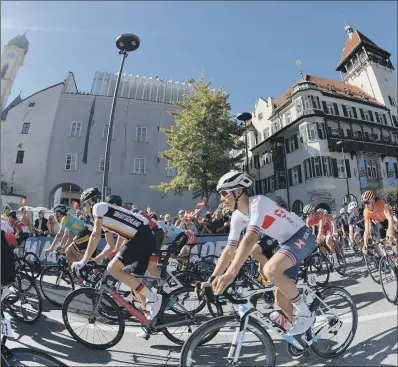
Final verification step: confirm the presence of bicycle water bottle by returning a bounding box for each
[270,311,292,331]
[238,304,248,317]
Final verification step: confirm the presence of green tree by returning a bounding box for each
[151,76,245,203]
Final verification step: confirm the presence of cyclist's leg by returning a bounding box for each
[250,243,269,281]
[65,242,82,263]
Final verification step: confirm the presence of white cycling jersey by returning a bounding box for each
[227,195,305,247]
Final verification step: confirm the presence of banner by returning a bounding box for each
[357,155,368,189]
[53,187,62,207]
[387,160,397,188]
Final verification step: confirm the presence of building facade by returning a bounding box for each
[243,25,398,215]
[1,72,205,214]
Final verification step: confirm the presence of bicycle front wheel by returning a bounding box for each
[364,253,380,284]
[335,247,347,276]
[180,315,276,367]
[379,256,398,304]
[4,347,68,367]
[306,253,330,287]
[308,286,358,358]
[62,287,125,349]
[23,252,42,279]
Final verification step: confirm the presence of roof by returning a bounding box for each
[7,33,29,55]
[336,30,390,71]
[1,94,22,121]
[272,74,383,114]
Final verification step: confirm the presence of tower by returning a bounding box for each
[1,32,29,112]
[336,24,397,113]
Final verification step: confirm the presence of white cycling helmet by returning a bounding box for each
[216,170,253,192]
[340,208,346,214]
[303,204,315,214]
[347,201,358,213]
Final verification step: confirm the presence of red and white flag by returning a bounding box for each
[71,200,80,209]
[20,197,26,205]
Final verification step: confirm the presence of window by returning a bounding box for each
[99,155,112,172]
[322,156,331,176]
[65,153,77,170]
[354,130,362,139]
[292,200,304,215]
[305,159,312,179]
[102,124,115,139]
[16,150,24,164]
[314,157,322,177]
[134,157,146,174]
[286,111,292,124]
[21,122,30,134]
[338,159,346,178]
[70,121,82,137]
[371,161,378,178]
[326,103,334,115]
[289,136,295,152]
[363,110,370,121]
[389,96,397,107]
[292,166,300,185]
[308,122,318,140]
[28,102,35,108]
[303,98,311,110]
[268,176,274,192]
[295,98,303,114]
[346,107,353,118]
[263,128,269,140]
[136,127,147,142]
[166,161,177,177]
[258,112,263,120]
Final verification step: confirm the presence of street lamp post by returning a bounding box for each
[337,141,350,205]
[102,34,140,200]
[237,112,252,174]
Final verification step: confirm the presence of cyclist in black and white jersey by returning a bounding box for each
[203,171,317,336]
[71,187,164,319]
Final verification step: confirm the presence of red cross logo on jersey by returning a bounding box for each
[274,208,287,218]
[294,239,305,249]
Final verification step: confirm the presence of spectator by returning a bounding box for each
[178,213,198,234]
[9,211,30,246]
[175,210,185,227]
[211,211,225,233]
[164,214,171,225]
[125,202,133,210]
[20,206,33,233]
[34,210,49,236]
[47,214,60,236]
[199,212,213,234]
[222,208,231,234]
[2,204,11,219]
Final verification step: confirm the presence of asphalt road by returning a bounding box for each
[4,251,398,367]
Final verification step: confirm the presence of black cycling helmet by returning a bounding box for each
[105,195,122,206]
[81,187,101,205]
[149,212,158,220]
[53,205,68,215]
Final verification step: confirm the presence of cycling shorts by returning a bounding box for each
[257,237,279,260]
[72,230,91,255]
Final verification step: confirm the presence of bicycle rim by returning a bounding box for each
[364,254,380,284]
[23,252,42,279]
[336,250,347,276]
[308,286,358,358]
[307,253,330,287]
[5,347,68,367]
[379,256,398,304]
[180,315,276,366]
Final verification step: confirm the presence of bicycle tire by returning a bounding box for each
[23,252,42,279]
[306,253,330,287]
[379,256,398,304]
[14,257,35,279]
[308,286,358,358]
[364,252,380,284]
[3,347,68,367]
[62,287,125,349]
[180,315,276,367]
[335,247,347,276]
[39,265,75,307]
[160,286,221,345]
[5,273,42,324]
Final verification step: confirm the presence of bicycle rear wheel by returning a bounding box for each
[23,252,42,279]
[335,246,347,276]
[180,315,276,366]
[39,265,75,307]
[306,253,330,287]
[3,347,68,367]
[379,256,398,304]
[364,252,380,284]
[308,286,358,358]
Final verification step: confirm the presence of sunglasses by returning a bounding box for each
[220,190,233,197]
[363,201,371,205]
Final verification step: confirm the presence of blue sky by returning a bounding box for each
[1,1,397,115]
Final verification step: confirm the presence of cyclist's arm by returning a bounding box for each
[59,233,73,252]
[349,224,355,244]
[384,208,394,239]
[47,228,65,252]
[317,220,323,243]
[81,218,103,264]
[363,213,370,248]
[114,235,127,252]
[92,231,117,263]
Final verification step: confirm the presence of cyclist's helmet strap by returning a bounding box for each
[81,187,101,205]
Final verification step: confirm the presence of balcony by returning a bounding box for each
[328,136,398,156]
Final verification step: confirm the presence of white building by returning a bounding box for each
[243,25,398,214]
[1,33,29,113]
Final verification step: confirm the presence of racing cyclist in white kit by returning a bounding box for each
[208,171,317,335]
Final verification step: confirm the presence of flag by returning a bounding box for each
[357,155,368,189]
[387,160,397,188]
[196,200,206,210]
[71,201,80,209]
[20,197,26,205]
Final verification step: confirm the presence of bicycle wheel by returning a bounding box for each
[308,286,358,358]
[14,257,35,279]
[379,256,398,304]
[364,252,380,284]
[180,315,276,367]
[4,273,42,324]
[4,347,68,367]
[335,247,347,276]
[39,265,75,307]
[62,287,125,349]
[24,252,42,279]
[306,253,330,287]
[160,286,222,345]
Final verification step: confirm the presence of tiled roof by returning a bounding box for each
[336,30,390,70]
[272,74,383,113]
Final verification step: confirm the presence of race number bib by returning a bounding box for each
[167,258,178,272]
[1,318,13,338]
[21,226,29,233]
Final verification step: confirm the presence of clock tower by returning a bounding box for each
[1,32,29,112]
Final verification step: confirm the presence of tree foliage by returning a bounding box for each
[151,76,245,202]
[376,187,398,208]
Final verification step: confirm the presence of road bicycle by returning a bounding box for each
[180,274,358,366]
[62,248,223,349]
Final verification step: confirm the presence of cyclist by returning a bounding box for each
[44,205,87,257]
[1,215,17,248]
[72,187,163,319]
[362,190,396,254]
[206,170,316,336]
[347,201,362,250]
[9,211,30,248]
[304,206,339,268]
[338,208,349,241]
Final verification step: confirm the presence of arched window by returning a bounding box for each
[1,64,9,78]
[292,200,304,215]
